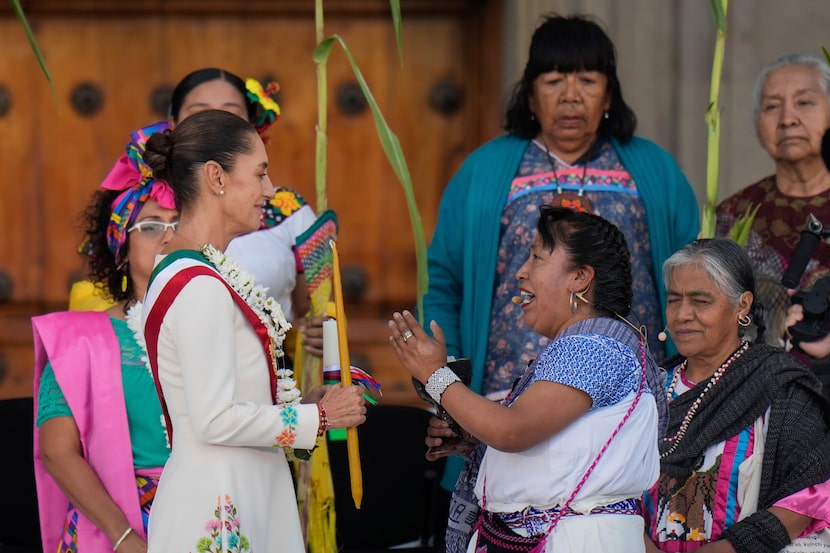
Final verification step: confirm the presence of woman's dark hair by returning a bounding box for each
[537,205,632,318]
[81,189,132,303]
[504,14,637,143]
[169,68,255,123]
[144,109,260,212]
[663,238,766,342]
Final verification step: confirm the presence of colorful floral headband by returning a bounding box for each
[101,120,176,264]
[246,78,281,143]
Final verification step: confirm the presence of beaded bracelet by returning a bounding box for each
[113,527,133,551]
[316,402,329,437]
[425,366,461,404]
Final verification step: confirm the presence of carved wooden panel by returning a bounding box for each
[0,0,502,401]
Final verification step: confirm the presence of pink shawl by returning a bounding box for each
[32,311,143,552]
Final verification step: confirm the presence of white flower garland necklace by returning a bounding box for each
[200,243,301,405]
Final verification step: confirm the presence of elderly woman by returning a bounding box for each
[716,53,830,358]
[643,238,830,552]
[392,206,667,553]
[424,14,698,512]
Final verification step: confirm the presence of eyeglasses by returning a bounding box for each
[127,221,179,236]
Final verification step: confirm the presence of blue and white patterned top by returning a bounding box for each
[514,333,644,409]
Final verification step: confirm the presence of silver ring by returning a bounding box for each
[402,330,414,343]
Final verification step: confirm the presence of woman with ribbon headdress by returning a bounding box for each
[33,123,178,553]
[69,68,318,360]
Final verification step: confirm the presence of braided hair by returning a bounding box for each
[536,205,632,318]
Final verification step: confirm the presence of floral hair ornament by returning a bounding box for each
[101,121,176,264]
[245,78,281,143]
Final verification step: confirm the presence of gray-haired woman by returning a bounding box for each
[644,238,830,552]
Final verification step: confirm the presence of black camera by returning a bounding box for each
[785,213,830,344]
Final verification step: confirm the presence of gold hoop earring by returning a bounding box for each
[738,314,751,327]
[569,292,578,313]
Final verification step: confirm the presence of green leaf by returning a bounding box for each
[823,46,830,66]
[10,0,55,91]
[726,204,760,246]
[313,37,336,63]
[389,0,403,65]
[709,0,728,32]
[330,34,428,322]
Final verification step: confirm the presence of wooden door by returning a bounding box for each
[0,0,502,404]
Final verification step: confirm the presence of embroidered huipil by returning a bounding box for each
[483,139,662,398]
[644,368,830,551]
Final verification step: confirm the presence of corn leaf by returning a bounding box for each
[9,0,55,91]
[315,34,428,322]
[726,204,760,246]
[389,0,403,65]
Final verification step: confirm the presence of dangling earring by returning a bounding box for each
[121,273,128,293]
[569,291,579,313]
[603,111,609,120]
[530,112,536,122]
[738,314,751,327]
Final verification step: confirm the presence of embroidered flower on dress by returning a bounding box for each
[196,495,251,553]
[269,189,302,215]
[200,245,307,454]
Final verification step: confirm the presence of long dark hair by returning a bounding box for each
[504,14,636,143]
[537,205,632,318]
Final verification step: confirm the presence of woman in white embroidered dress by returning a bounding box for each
[389,206,665,552]
[141,109,366,553]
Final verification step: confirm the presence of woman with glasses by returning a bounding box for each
[32,123,178,553]
[69,67,319,359]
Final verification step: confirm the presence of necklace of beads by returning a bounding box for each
[200,244,300,405]
[537,139,595,213]
[660,340,749,459]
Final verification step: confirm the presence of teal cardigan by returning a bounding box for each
[423,134,700,488]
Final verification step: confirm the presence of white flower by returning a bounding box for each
[200,243,299,404]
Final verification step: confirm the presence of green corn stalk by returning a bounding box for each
[726,204,760,245]
[701,0,728,239]
[9,0,54,90]
[313,0,427,323]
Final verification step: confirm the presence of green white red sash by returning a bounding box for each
[142,250,278,445]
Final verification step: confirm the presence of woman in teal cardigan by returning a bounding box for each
[421,15,699,550]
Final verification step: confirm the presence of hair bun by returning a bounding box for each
[143,130,173,180]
